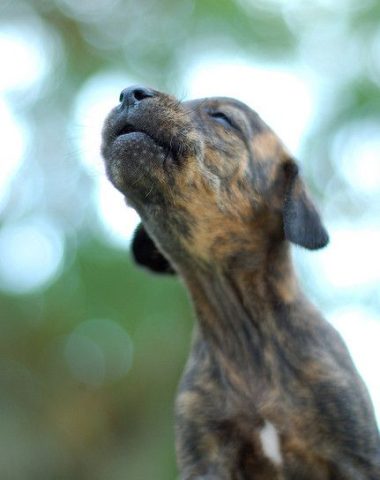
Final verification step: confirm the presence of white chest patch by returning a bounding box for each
[259,421,283,466]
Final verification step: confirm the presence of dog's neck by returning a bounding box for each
[182,242,310,374]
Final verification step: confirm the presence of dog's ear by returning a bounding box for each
[131,223,176,274]
[282,160,329,250]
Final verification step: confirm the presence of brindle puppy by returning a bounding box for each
[101,86,380,479]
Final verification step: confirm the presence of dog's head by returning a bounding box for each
[101,86,328,274]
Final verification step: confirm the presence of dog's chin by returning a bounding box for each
[103,131,168,197]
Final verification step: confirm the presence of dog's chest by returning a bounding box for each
[218,417,331,480]
[233,416,333,479]
[217,373,335,479]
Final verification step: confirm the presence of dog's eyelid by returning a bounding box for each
[208,110,240,131]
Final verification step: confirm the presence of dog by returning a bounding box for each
[101,86,380,479]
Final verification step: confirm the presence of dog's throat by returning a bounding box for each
[183,248,301,373]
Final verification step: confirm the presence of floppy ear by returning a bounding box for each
[282,161,329,250]
[131,223,176,274]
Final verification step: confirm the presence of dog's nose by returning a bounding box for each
[119,86,155,109]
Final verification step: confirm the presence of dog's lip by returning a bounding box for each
[112,120,181,164]
[116,122,142,138]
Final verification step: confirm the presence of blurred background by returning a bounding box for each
[0,0,379,478]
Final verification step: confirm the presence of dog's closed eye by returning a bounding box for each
[209,111,239,131]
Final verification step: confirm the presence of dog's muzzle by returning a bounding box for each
[101,86,201,199]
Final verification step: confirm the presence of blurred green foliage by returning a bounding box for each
[0,0,379,479]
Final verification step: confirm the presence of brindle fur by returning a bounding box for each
[101,86,380,479]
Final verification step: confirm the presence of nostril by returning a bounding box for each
[132,87,154,102]
[133,88,152,102]
[119,86,155,109]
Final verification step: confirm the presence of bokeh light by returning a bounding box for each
[0,25,48,92]
[332,121,380,195]
[0,99,27,210]
[0,217,64,294]
[64,318,133,387]
[316,224,380,290]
